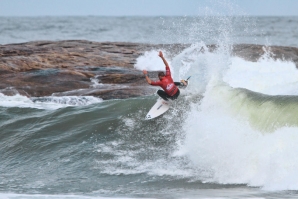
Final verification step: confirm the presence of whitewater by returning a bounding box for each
[2,5,298,199]
[135,44,298,190]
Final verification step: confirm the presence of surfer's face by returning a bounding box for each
[158,75,164,80]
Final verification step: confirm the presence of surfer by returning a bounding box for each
[143,51,187,101]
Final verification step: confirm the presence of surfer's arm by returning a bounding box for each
[150,81,161,86]
[159,51,171,77]
[143,70,152,84]
[159,51,170,69]
[177,80,187,86]
[174,82,182,86]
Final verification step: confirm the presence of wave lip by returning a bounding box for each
[224,55,298,96]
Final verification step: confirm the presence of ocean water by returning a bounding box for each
[2,8,298,199]
[0,16,298,47]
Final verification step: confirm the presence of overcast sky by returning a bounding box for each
[0,0,297,17]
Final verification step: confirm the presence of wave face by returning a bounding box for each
[0,96,200,197]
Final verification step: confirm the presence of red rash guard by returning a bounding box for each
[150,66,178,96]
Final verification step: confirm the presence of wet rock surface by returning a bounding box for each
[0,40,298,99]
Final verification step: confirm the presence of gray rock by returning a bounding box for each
[0,40,297,99]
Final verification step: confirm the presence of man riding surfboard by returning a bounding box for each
[143,51,187,101]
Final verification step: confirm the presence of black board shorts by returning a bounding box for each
[157,89,180,101]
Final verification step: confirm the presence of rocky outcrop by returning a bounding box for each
[232,44,298,65]
[0,41,154,99]
[0,40,298,99]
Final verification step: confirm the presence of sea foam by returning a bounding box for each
[170,43,298,191]
[0,93,103,110]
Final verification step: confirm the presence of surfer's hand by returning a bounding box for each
[158,51,163,58]
[143,70,148,75]
[181,80,187,86]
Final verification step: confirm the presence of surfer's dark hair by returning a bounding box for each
[158,72,165,77]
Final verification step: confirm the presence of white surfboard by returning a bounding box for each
[145,98,170,120]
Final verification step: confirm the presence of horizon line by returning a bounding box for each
[0,14,297,17]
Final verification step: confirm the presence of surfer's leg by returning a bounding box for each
[175,81,187,88]
[170,89,180,100]
[157,90,169,101]
[174,82,182,86]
